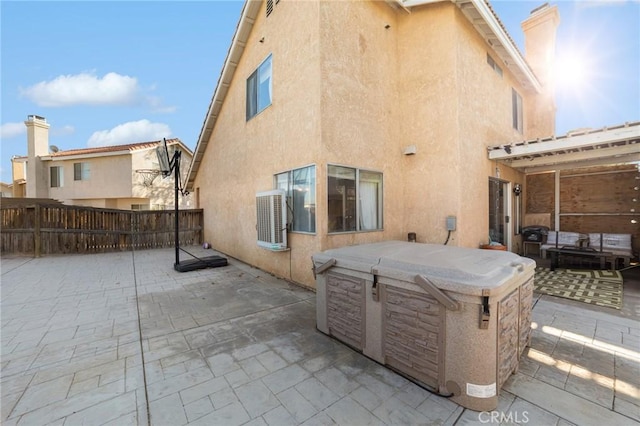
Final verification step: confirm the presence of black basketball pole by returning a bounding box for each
[174,150,181,268]
[163,138,227,273]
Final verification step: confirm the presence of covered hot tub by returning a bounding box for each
[312,241,535,411]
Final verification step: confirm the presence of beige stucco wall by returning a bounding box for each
[194,0,555,289]
[11,158,26,197]
[12,183,25,198]
[522,5,559,138]
[12,158,26,181]
[194,0,323,285]
[45,147,192,209]
[25,119,49,199]
[395,3,549,251]
[454,5,526,249]
[319,0,403,249]
[397,3,462,246]
[131,149,193,209]
[1,182,12,197]
[49,155,133,202]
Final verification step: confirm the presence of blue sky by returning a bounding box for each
[1,1,639,185]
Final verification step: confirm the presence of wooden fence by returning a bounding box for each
[1,203,203,256]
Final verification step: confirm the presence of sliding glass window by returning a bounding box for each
[328,165,382,233]
[274,165,316,233]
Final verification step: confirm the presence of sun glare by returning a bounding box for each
[555,53,589,91]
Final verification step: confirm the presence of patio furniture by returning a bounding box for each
[547,246,613,271]
[589,233,634,268]
[540,231,581,258]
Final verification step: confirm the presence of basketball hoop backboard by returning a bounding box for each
[156,138,171,176]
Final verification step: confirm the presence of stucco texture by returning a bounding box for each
[193,0,556,289]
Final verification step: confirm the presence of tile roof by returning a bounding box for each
[51,138,182,157]
[481,0,525,60]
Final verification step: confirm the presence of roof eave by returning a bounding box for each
[47,139,191,161]
[403,0,446,7]
[461,0,541,93]
[49,151,129,161]
[187,0,261,191]
[406,0,542,93]
[186,0,542,190]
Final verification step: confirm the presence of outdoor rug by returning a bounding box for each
[534,267,623,309]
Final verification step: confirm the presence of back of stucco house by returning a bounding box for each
[187,0,559,289]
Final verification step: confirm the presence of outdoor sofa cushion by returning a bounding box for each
[588,233,633,267]
[540,231,581,258]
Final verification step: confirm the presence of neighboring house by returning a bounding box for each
[10,156,26,198]
[187,0,561,288]
[11,115,193,210]
[0,182,12,197]
[10,158,27,198]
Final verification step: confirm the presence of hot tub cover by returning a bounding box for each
[313,241,535,296]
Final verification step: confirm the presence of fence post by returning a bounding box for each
[34,204,41,257]
[130,211,136,250]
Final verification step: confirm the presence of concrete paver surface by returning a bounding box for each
[1,247,639,425]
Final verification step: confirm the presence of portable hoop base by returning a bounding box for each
[175,255,228,272]
[157,137,229,273]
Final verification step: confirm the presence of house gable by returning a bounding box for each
[189,0,556,288]
[187,0,262,191]
[186,0,543,190]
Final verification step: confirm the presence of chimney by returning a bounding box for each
[25,115,50,198]
[521,3,560,89]
[522,3,560,136]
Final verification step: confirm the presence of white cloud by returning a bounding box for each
[52,125,75,137]
[147,95,177,114]
[577,0,631,8]
[87,119,171,147]
[20,72,139,107]
[0,121,74,143]
[0,122,25,139]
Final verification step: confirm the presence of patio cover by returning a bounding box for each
[488,121,640,174]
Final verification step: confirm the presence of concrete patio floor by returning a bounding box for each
[1,246,639,426]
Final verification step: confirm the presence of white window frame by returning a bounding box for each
[246,55,273,121]
[512,88,523,133]
[74,162,90,181]
[327,164,383,234]
[274,164,316,234]
[487,53,503,77]
[50,166,63,188]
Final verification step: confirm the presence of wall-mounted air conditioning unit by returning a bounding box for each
[256,189,287,251]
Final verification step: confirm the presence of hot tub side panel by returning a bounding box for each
[443,295,499,411]
[444,273,534,411]
[498,288,520,389]
[519,277,534,355]
[381,284,445,391]
[325,272,366,351]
